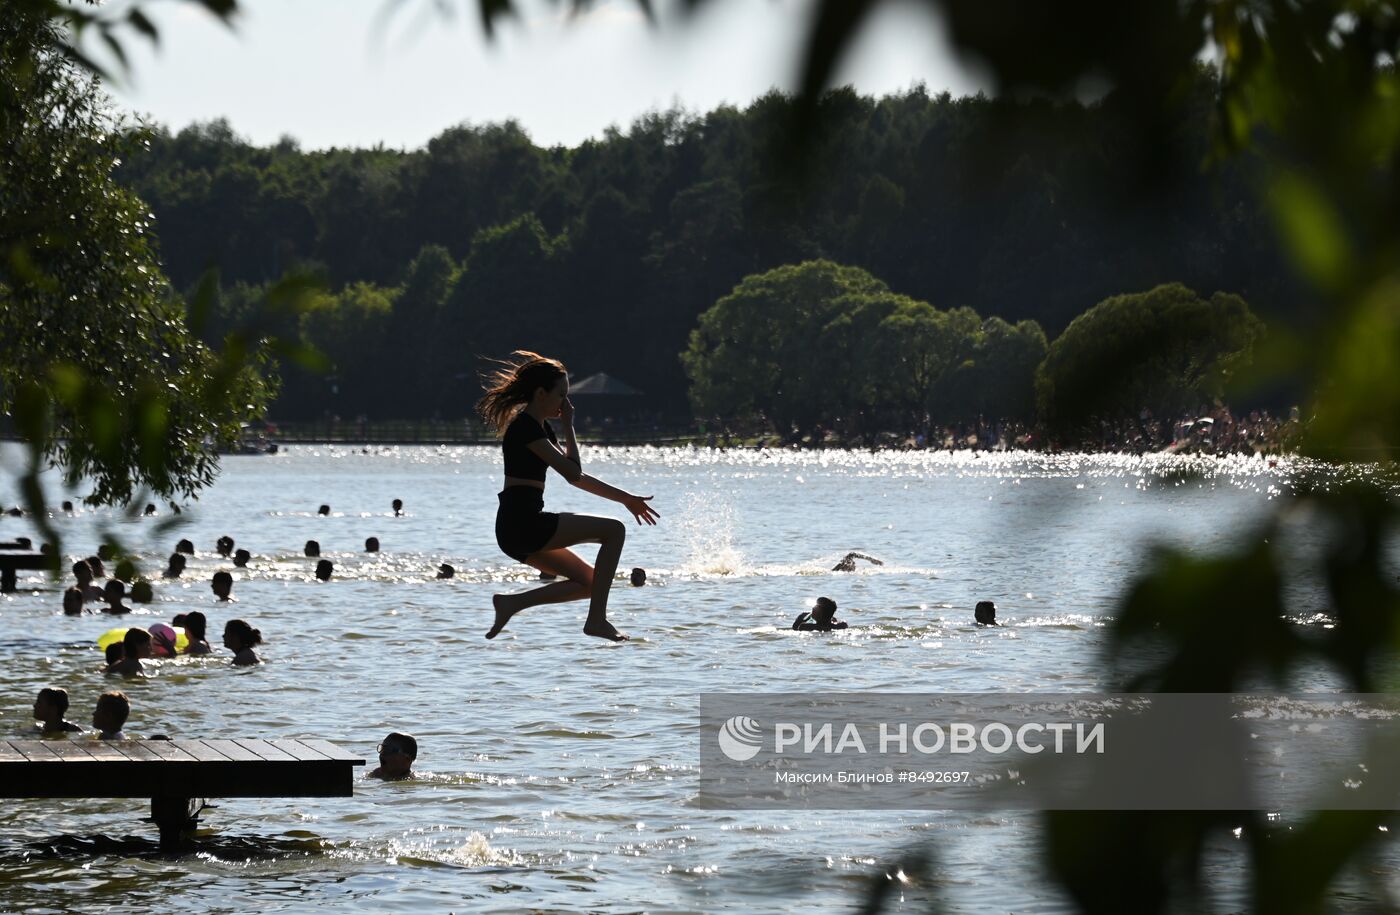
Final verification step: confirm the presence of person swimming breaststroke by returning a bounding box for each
[792,596,849,632]
[476,350,660,643]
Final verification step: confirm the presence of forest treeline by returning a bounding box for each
[116,68,1299,422]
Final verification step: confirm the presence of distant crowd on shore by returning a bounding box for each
[703,404,1304,456]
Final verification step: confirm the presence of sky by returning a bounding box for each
[101,0,987,151]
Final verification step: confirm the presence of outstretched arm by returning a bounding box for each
[575,474,659,525]
[526,437,659,525]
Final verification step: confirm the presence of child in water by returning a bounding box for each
[223,619,263,666]
[33,687,83,733]
[105,628,151,675]
[368,732,418,780]
[92,691,130,739]
[792,597,848,632]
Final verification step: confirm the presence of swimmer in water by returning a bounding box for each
[392,499,403,516]
[233,548,250,568]
[630,567,647,587]
[175,539,195,555]
[62,586,85,615]
[33,687,83,734]
[832,552,883,572]
[211,570,235,602]
[183,611,212,655]
[792,597,848,632]
[436,563,455,580]
[477,351,659,642]
[368,732,417,780]
[106,628,151,675]
[216,535,235,558]
[315,559,333,581]
[72,561,104,602]
[92,691,131,739]
[974,600,1001,626]
[102,579,132,615]
[365,537,380,553]
[224,619,263,666]
[164,552,186,579]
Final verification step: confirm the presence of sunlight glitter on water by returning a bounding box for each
[0,444,1394,912]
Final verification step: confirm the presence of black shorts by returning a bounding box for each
[495,486,560,563]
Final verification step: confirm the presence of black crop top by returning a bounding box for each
[502,412,560,481]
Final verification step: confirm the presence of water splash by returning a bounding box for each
[675,493,746,576]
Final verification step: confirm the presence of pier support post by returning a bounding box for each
[151,796,203,851]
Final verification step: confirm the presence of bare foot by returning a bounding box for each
[486,594,521,640]
[583,619,629,642]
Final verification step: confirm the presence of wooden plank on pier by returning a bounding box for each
[0,737,363,801]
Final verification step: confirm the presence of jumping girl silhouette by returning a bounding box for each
[477,351,659,641]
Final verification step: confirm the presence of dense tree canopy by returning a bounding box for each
[682,260,1055,442]
[0,8,275,517]
[1036,283,1264,431]
[113,71,1300,419]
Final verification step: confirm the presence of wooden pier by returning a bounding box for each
[0,737,364,849]
[0,546,56,592]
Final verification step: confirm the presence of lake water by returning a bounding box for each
[0,443,1393,913]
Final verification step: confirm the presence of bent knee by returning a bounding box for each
[606,518,626,541]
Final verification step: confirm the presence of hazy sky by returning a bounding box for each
[102,0,986,150]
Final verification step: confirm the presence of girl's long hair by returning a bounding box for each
[475,350,568,434]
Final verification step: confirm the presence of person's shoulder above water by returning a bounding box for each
[791,597,848,631]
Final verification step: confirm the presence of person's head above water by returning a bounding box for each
[97,544,115,562]
[365,537,379,553]
[216,535,234,557]
[630,568,647,587]
[85,555,105,579]
[122,626,152,658]
[103,579,126,605]
[211,571,233,600]
[233,548,250,567]
[315,559,333,581]
[130,580,154,603]
[317,504,330,516]
[175,539,194,555]
[304,540,320,558]
[34,687,70,726]
[475,350,569,433]
[223,618,262,651]
[184,610,208,641]
[974,600,999,626]
[372,732,418,780]
[813,596,838,623]
[436,563,455,579]
[93,690,130,736]
[392,499,403,516]
[63,586,84,615]
[165,552,186,577]
[72,560,93,586]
